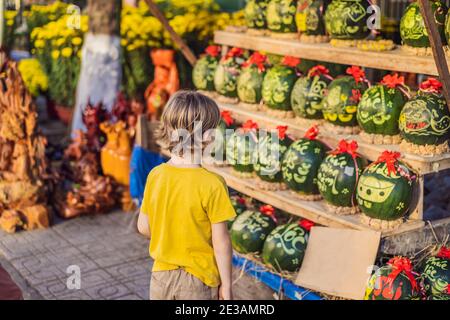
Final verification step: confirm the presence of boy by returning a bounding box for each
[137,90,236,300]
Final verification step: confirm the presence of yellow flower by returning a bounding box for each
[51,50,60,59]
[77,50,82,59]
[121,39,128,46]
[61,47,73,58]
[34,39,45,48]
[72,37,82,46]
[6,20,14,26]
[56,38,66,46]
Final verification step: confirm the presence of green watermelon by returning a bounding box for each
[304,0,328,36]
[356,151,415,221]
[214,47,247,98]
[281,126,329,195]
[357,74,408,135]
[365,257,420,300]
[226,120,258,174]
[254,126,293,183]
[421,246,450,297]
[230,207,277,254]
[262,220,313,272]
[262,57,299,111]
[192,46,220,91]
[399,78,450,146]
[400,1,447,48]
[317,140,367,207]
[321,67,368,127]
[291,65,333,119]
[244,0,269,30]
[237,52,269,104]
[267,0,298,34]
[212,110,236,162]
[324,0,370,40]
[228,195,248,229]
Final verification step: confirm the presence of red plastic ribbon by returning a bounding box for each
[419,77,443,93]
[243,52,268,73]
[331,140,359,159]
[242,119,259,132]
[224,47,244,61]
[259,205,277,223]
[304,125,319,140]
[386,257,418,292]
[381,73,405,89]
[205,45,221,58]
[298,219,315,232]
[282,56,301,68]
[346,66,366,84]
[236,197,246,206]
[374,151,401,176]
[276,125,288,140]
[309,65,329,77]
[437,246,450,260]
[220,110,234,127]
[349,89,362,104]
[447,284,450,295]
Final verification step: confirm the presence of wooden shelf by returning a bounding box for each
[214,31,440,76]
[201,163,424,238]
[217,101,450,175]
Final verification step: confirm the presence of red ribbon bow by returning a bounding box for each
[259,205,277,223]
[349,89,362,104]
[220,110,234,127]
[346,66,366,84]
[224,47,244,61]
[304,125,319,140]
[282,56,301,68]
[298,219,315,232]
[236,196,246,206]
[381,73,405,89]
[386,257,418,292]
[447,284,450,295]
[205,45,221,58]
[331,140,359,159]
[374,151,401,176]
[242,119,259,132]
[309,65,330,77]
[419,77,443,93]
[276,125,288,140]
[437,246,450,260]
[243,52,268,73]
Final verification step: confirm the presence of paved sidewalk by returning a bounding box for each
[0,210,152,300]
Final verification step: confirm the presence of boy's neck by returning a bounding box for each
[168,154,202,168]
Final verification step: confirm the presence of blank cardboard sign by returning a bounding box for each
[295,227,381,300]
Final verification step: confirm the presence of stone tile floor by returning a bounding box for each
[0,210,152,300]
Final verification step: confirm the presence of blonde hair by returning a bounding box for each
[156,90,221,153]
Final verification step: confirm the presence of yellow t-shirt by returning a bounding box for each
[141,163,236,287]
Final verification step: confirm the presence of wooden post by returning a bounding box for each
[144,0,197,66]
[418,0,450,109]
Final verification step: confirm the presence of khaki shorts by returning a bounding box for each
[150,269,219,300]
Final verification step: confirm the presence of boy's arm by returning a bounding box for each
[137,212,151,239]
[212,222,233,300]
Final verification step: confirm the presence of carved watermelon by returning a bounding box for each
[262,220,313,272]
[192,46,220,91]
[317,140,367,207]
[400,1,447,48]
[230,208,277,254]
[226,120,258,173]
[322,67,368,127]
[399,79,450,146]
[267,0,298,34]
[237,52,269,104]
[291,65,333,119]
[228,195,248,229]
[281,126,328,195]
[357,74,408,135]
[262,58,299,110]
[365,257,420,300]
[214,48,247,98]
[245,0,268,30]
[304,0,328,36]
[356,151,415,221]
[421,246,450,297]
[324,0,370,40]
[254,126,293,183]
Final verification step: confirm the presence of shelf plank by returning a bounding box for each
[200,163,424,238]
[214,31,440,76]
[216,101,450,175]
